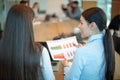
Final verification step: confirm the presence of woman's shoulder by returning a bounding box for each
[34,42,43,52]
[75,45,88,56]
[77,44,92,52]
[75,44,94,57]
[35,43,49,54]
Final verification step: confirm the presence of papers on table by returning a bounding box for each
[33,21,41,25]
[46,36,78,60]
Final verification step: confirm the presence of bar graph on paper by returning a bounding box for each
[46,36,78,60]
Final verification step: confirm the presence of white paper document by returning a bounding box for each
[46,36,78,60]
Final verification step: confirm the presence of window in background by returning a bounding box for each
[0,0,20,30]
[97,0,112,26]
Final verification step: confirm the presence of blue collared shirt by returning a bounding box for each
[65,34,106,80]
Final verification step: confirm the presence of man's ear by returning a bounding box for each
[89,22,97,30]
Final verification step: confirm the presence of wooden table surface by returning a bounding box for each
[33,19,79,42]
[53,62,64,80]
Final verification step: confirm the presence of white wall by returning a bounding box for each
[29,0,48,11]
[46,0,64,17]
[29,0,65,18]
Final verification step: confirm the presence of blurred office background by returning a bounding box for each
[1,0,120,30]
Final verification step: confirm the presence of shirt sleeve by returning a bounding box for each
[40,47,55,80]
[64,49,86,80]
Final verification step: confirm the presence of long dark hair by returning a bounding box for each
[0,4,42,80]
[109,15,120,30]
[82,7,115,80]
[108,15,120,54]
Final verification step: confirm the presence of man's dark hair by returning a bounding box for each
[72,1,79,5]
[20,0,28,4]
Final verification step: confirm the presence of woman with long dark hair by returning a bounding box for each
[63,7,115,80]
[0,4,55,80]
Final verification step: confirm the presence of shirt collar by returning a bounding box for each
[87,34,103,43]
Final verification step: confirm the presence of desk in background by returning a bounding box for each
[33,19,79,42]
